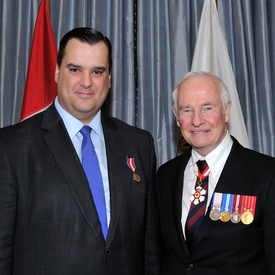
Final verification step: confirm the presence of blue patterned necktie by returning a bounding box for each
[185,160,209,250]
[80,125,108,239]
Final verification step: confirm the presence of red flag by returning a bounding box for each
[20,0,57,121]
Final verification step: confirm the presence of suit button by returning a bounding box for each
[107,248,111,253]
[187,264,194,270]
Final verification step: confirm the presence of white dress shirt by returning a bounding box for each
[181,131,233,236]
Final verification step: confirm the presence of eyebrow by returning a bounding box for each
[202,102,213,106]
[67,63,81,69]
[93,66,107,72]
[180,102,214,109]
[66,63,107,72]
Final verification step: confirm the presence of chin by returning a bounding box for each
[191,141,210,149]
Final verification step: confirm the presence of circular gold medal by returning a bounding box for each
[133,172,141,182]
[230,211,241,223]
[209,208,221,221]
[220,211,231,222]
[241,211,254,225]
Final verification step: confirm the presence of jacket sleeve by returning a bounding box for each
[0,136,17,274]
[144,132,162,275]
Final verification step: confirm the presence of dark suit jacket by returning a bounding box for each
[156,137,275,275]
[0,104,161,275]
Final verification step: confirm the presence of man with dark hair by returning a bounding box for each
[0,27,161,275]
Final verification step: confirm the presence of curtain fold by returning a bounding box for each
[219,0,275,156]
[1,0,274,165]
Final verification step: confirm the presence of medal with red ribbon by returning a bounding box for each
[241,195,256,225]
[230,194,242,223]
[190,165,210,205]
[126,156,141,182]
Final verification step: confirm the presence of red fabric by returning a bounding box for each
[20,0,57,121]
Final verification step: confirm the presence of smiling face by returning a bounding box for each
[55,38,111,124]
[173,75,231,156]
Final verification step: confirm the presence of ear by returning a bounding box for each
[224,101,232,123]
[54,64,59,83]
[173,107,181,127]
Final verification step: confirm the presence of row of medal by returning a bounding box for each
[209,192,257,225]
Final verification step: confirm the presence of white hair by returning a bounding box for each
[172,71,231,113]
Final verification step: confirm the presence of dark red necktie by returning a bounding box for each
[185,160,209,250]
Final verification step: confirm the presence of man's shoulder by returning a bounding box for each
[0,112,43,133]
[244,147,275,165]
[158,149,191,173]
[0,106,57,144]
[102,115,152,136]
[230,136,275,167]
[0,104,58,133]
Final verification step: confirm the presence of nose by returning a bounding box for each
[191,110,204,126]
[80,72,92,89]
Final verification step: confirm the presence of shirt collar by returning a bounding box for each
[54,96,104,141]
[191,131,233,173]
[88,110,104,141]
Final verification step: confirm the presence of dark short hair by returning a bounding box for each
[57,27,112,73]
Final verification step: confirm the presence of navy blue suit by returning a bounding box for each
[156,137,275,274]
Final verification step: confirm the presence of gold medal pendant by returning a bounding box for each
[220,211,231,222]
[133,172,141,182]
[241,195,256,225]
[241,210,254,225]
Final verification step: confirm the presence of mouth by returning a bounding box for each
[191,130,209,134]
[76,90,95,98]
[77,88,94,93]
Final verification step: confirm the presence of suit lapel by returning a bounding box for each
[172,152,192,256]
[41,105,106,245]
[101,116,128,245]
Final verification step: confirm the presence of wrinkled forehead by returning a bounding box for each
[178,75,221,99]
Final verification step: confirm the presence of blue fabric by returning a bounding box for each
[80,125,108,239]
